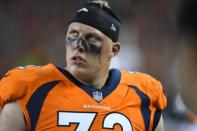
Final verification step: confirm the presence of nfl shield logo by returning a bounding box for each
[93,91,103,102]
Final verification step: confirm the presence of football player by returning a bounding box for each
[0,0,167,130]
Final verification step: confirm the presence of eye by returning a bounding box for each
[69,30,79,38]
[86,34,101,42]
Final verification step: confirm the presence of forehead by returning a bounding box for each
[67,22,105,36]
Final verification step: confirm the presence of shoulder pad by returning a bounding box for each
[121,70,167,109]
[0,64,58,107]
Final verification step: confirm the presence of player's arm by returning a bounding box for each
[155,115,164,131]
[0,102,27,131]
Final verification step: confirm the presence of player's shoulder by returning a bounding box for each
[2,63,55,80]
[120,70,167,110]
[120,70,163,92]
[0,63,58,97]
[5,63,54,74]
[0,63,58,107]
[121,70,158,83]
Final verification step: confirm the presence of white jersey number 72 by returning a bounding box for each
[58,111,132,131]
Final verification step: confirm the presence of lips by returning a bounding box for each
[71,55,87,64]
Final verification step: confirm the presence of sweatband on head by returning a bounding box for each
[70,3,121,42]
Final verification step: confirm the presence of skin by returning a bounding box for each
[65,22,120,89]
[0,22,164,131]
[0,102,27,131]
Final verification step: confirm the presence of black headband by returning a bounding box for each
[70,3,121,42]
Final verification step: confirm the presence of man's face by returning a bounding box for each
[65,22,118,79]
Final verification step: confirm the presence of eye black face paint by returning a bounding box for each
[66,36,102,55]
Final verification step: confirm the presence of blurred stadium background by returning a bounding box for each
[0,0,197,130]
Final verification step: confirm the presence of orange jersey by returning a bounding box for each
[0,64,167,131]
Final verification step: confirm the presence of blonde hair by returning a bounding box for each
[88,0,110,8]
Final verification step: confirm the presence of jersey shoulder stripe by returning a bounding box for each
[120,70,167,110]
[129,85,151,131]
[26,80,60,130]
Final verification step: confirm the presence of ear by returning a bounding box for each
[110,42,120,58]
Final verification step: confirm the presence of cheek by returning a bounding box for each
[65,46,73,59]
[87,43,102,55]
[100,45,112,58]
[96,49,112,65]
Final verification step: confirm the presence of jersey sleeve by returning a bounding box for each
[149,77,167,110]
[137,73,167,110]
[0,68,28,108]
[123,71,167,110]
[136,73,167,110]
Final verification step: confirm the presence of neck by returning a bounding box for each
[66,68,109,89]
[79,72,109,89]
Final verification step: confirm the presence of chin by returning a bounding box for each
[70,66,88,77]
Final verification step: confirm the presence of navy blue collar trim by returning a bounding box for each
[57,67,121,101]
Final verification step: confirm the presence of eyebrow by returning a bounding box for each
[68,25,104,38]
[68,28,78,33]
[87,32,101,37]
[86,32,103,40]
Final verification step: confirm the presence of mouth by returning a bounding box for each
[71,55,87,64]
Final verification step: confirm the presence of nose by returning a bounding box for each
[73,38,85,53]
